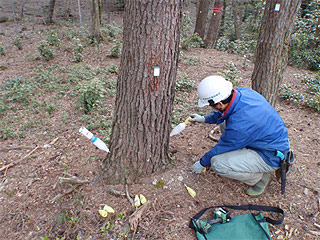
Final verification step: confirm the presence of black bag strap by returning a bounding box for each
[189,204,284,230]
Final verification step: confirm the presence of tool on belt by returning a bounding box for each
[275,150,295,195]
[193,207,231,234]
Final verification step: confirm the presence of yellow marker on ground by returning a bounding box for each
[182,182,196,198]
[140,194,147,205]
[98,205,115,217]
[134,194,141,207]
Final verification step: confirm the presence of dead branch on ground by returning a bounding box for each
[0,137,60,173]
[59,175,89,184]
[129,201,150,234]
[126,184,134,207]
[0,146,40,173]
[51,184,83,203]
[0,145,37,152]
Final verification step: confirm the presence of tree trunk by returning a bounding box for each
[99,0,103,24]
[205,0,223,47]
[90,0,101,41]
[232,0,241,40]
[313,17,320,49]
[251,0,302,106]
[194,0,211,40]
[20,0,28,18]
[101,0,182,184]
[44,0,56,24]
[219,0,226,37]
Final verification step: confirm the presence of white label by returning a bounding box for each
[275,3,280,11]
[154,67,160,77]
[79,126,93,139]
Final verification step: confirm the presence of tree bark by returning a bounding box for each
[194,0,211,40]
[219,0,226,37]
[101,0,182,184]
[205,0,223,47]
[251,0,302,106]
[313,17,320,49]
[20,0,28,18]
[232,0,241,40]
[90,0,101,41]
[44,0,56,24]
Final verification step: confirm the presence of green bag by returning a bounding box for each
[189,204,284,240]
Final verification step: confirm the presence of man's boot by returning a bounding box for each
[246,172,273,198]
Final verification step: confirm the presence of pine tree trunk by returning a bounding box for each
[313,17,320,49]
[219,0,226,37]
[251,0,302,106]
[44,0,56,24]
[205,0,223,47]
[101,0,182,184]
[194,0,211,40]
[232,0,241,40]
[90,0,101,41]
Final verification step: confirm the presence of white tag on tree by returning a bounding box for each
[275,3,280,11]
[154,67,160,77]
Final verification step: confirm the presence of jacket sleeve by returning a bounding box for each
[200,128,251,167]
[204,111,223,124]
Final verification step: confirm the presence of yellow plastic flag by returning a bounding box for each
[140,194,147,205]
[134,195,141,207]
[182,182,196,198]
[98,205,115,217]
[98,209,108,218]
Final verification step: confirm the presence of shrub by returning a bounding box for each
[180,12,205,50]
[0,43,6,56]
[109,40,121,58]
[77,77,107,113]
[46,31,61,46]
[72,38,84,62]
[280,74,320,111]
[176,73,195,91]
[38,40,55,61]
[1,77,34,103]
[13,36,23,50]
[218,62,241,87]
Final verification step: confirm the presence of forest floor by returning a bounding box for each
[1,2,320,240]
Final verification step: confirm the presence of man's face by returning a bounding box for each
[210,102,228,112]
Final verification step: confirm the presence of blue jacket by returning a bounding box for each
[200,87,290,168]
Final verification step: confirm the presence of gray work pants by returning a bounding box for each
[210,122,278,186]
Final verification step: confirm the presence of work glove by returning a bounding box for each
[190,161,205,174]
[189,113,205,123]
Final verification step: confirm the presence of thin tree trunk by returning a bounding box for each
[99,0,103,24]
[44,0,56,24]
[219,0,226,37]
[78,0,84,35]
[20,0,28,18]
[11,0,18,33]
[90,0,101,41]
[232,0,241,40]
[313,17,320,49]
[194,0,211,40]
[101,0,182,184]
[205,0,223,47]
[251,0,302,106]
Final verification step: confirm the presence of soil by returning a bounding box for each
[1,1,320,240]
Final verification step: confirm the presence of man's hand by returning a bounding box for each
[190,161,205,173]
[189,114,205,123]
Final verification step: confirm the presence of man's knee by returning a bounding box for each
[211,156,229,175]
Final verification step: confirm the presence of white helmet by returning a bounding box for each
[197,75,233,108]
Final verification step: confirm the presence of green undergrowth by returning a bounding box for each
[280,73,320,111]
[0,63,117,140]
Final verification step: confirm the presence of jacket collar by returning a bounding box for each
[218,89,238,120]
